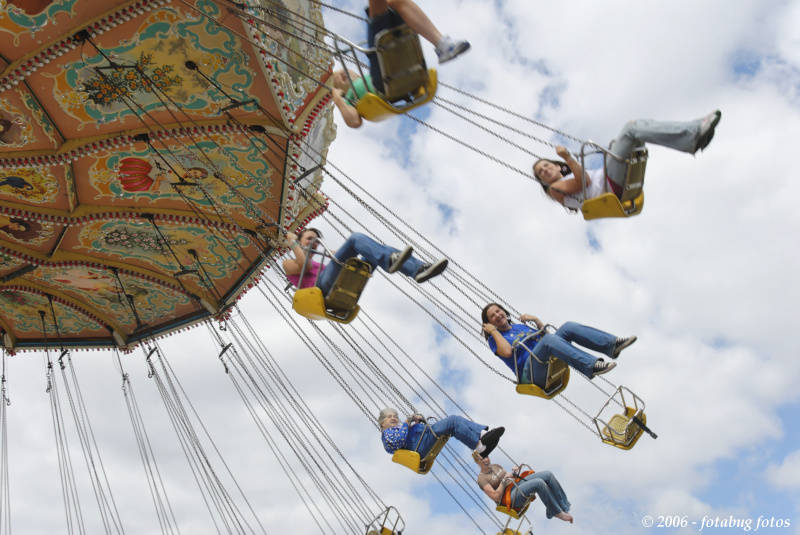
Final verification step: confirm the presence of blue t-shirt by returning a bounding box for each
[381,422,425,454]
[488,323,543,378]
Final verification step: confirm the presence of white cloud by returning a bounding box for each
[767,450,800,490]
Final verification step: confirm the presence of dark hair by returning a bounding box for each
[480,302,510,339]
[300,227,322,239]
[531,158,570,193]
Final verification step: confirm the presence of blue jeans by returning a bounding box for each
[521,322,617,385]
[315,233,425,296]
[606,118,703,187]
[510,471,571,519]
[415,416,486,458]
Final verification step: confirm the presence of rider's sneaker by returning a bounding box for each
[388,246,413,273]
[435,36,470,63]
[414,258,448,283]
[477,426,505,458]
[695,110,721,153]
[592,360,617,377]
[610,336,637,359]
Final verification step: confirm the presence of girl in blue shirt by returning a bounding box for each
[481,303,636,387]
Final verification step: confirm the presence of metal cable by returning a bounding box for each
[232,309,388,509]
[115,349,181,535]
[438,81,589,145]
[0,351,10,535]
[209,326,351,532]
[310,0,368,22]
[153,341,268,534]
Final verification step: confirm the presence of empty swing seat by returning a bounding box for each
[516,357,570,399]
[600,406,647,450]
[365,505,405,535]
[356,24,438,122]
[391,434,449,474]
[292,258,371,324]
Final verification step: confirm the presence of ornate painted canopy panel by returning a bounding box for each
[0,0,336,350]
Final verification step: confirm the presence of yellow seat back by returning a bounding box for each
[516,359,570,399]
[600,407,647,450]
[356,69,438,122]
[325,258,371,312]
[619,147,648,203]
[291,258,370,324]
[373,24,430,101]
[581,191,644,220]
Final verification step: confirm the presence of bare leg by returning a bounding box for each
[369,0,443,45]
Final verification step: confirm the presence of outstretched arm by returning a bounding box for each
[332,88,363,129]
[546,145,590,202]
[282,232,307,276]
[519,314,543,329]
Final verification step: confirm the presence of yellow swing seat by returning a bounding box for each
[355,22,437,122]
[391,434,448,474]
[495,468,535,535]
[356,69,437,122]
[600,406,647,451]
[581,146,648,220]
[581,191,644,220]
[365,505,404,535]
[292,258,371,324]
[516,357,570,399]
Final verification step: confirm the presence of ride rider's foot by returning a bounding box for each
[414,258,448,283]
[555,512,574,523]
[388,246,413,273]
[476,426,505,458]
[610,336,637,359]
[592,359,616,377]
[435,36,470,63]
[695,110,721,153]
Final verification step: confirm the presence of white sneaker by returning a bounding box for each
[414,258,448,283]
[435,36,470,63]
[388,246,413,273]
[592,360,616,377]
[695,110,721,153]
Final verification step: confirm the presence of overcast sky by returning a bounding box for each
[3,0,800,534]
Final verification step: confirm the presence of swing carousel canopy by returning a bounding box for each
[0,0,336,350]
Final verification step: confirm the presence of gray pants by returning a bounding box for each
[606,118,703,187]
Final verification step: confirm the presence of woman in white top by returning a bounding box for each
[532,111,721,211]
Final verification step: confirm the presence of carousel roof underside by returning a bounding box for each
[0,0,336,351]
